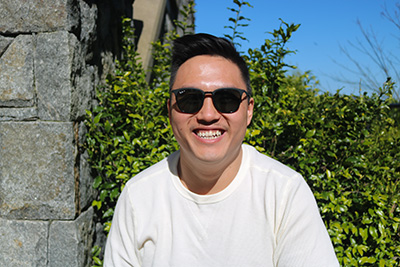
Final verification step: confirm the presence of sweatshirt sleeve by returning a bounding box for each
[274,174,340,267]
[104,185,141,267]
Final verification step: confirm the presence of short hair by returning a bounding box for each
[169,33,252,95]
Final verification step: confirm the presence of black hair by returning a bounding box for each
[170,33,252,95]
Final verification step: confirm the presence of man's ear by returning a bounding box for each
[167,98,171,118]
[247,97,254,126]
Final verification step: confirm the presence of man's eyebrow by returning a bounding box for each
[172,87,245,90]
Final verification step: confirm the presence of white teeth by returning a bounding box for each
[197,130,222,139]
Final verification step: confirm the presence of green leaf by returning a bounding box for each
[93,113,102,124]
[359,257,376,264]
[92,200,101,210]
[93,176,102,189]
[103,208,114,219]
[369,226,378,239]
[305,129,316,138]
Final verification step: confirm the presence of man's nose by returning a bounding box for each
[196,96,220,123]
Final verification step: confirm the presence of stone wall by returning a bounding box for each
[0,0,133,266]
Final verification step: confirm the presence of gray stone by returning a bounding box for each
[78,122,95,210]
[35,31,81,121]
[72,65,96,121]
[49,207,94,267]
[0,107,38,121]
[0,0,148,265]
[0,35,34,107]
[0,35,13,55]
[79,149,95,210]
[79,0,98,62]
[0,219,48,266]
[0,0,79,34]
[0,122,76,220]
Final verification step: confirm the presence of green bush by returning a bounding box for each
[85,1,399,265]
[243,19,399,265]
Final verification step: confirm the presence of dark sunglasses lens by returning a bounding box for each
[213,89,242,113]
[176,89,203,113]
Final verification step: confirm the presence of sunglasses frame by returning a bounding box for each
[170,87,251,114]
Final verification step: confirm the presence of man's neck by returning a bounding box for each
[177,148,243,195]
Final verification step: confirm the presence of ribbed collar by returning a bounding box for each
[169,144,249,204]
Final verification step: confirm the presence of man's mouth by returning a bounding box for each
[195,130,222,139]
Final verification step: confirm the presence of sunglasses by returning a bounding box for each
[170,88,251,114]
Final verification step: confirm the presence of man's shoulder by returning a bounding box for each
[243,144,300,179]
[242,144,309,200]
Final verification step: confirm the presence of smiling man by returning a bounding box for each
[104,33,339,267]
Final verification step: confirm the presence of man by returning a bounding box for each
[104,33,339,266]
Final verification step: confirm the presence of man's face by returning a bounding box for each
[168,55,254,166]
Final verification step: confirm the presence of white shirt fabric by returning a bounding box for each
[104,144,339,267]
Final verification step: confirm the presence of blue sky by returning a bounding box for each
[195,0,399,95]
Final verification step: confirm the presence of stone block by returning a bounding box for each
[78,121,95,210]
[0,35,34,107]
[0,35,13,55]
[79,150,93,210]
[79,0,98,62]
[35,31,81,121]
[72,65,97,121]
[0,0,79,34]
[49,207,94,267]
[0,107,38,121]
[0,122,76,220]
[0,219,48,266]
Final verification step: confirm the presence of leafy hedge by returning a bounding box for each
[85,1,399,265]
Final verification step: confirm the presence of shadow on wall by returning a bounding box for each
[87,0,135,79]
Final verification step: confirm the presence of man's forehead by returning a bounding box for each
[173,55,245,90]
